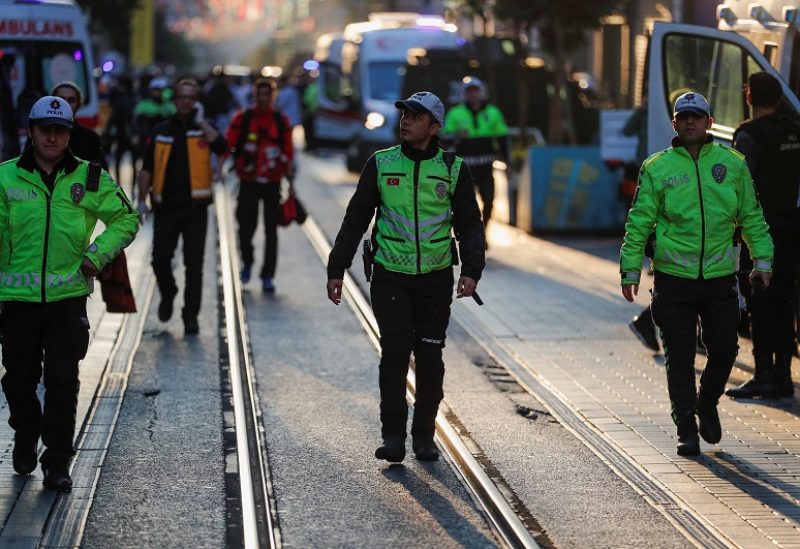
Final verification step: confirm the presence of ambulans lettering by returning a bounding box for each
[0,20,75,38]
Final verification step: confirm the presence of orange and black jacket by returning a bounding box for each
[142,115,227,208]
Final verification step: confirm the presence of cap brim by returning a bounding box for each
[395,99,442,124]
[675,107,709,117]
[395,99,429,114]
[32,117,73,128]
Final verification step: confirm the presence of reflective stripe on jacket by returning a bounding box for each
[0,151,139,302]
[620,139,773,282]
[373,145,462,275]
[443,103,508,165]
[152,129,212,202]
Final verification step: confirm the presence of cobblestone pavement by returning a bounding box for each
[460,222,800,548]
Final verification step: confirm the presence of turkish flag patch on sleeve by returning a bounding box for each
[386,177,400,186]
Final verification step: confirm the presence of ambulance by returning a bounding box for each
[0,0,99,155]
[645,1,800,154]
[314,13,462,171]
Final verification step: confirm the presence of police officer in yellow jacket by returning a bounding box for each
[0,96,138,490]
[327,91,485,463]
[443,76,509,235]
[620,92,773,456]
[137,79,228,334]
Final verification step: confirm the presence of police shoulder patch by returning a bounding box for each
[434,181,448,199]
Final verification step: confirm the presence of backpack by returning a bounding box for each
[233,108,287,159]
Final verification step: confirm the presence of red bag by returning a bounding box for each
[278,195,307,226]
[96,251,137,313]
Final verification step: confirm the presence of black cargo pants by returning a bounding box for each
[236,180,281,279]
[0,297,90,468]
[369,265,454,440]
[470,163,494,225]
[152,204,208,322]
[740,222,799,358]
[650,272,739,425]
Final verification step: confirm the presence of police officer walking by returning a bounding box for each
[137,79,228,334]
[727,72,800,399]
[620,92,773,456]
[442,76,508,241]
[0,96,138,490]
[327,91,485,463]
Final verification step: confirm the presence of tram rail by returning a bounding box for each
[301,215,541,549]
[216,185,280,549]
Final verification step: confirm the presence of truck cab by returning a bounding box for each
[646,3,800,155]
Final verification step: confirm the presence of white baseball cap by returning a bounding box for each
[673,91,711,117]
[395,91,445,125]
[29,96,73,128]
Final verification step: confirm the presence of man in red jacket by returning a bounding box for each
[226,78,294,292]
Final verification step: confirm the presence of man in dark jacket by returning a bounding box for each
[50,81,107,168]
[327,91,485,463]
[137,79,228,334]
[727,72,800,399]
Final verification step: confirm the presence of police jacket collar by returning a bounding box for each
[17,145,79,175]
[671,133,714,156]
[401,136,440,161]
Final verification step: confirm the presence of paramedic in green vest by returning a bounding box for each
[0,96,138,491]
[442,76,509,242]
[137,79,228,335]
[620,92,773,457]
[326,91,485,463]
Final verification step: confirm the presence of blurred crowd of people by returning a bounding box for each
[94,67,318,197]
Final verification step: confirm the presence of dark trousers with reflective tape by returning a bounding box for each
[152,204,208,321]
[369,265,453,440]
[236,180,281,279]
[650,273,739,425]
[0,297,90,468]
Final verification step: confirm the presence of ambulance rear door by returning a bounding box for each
[0,0,99,142]
[313,33,361,148]
[647,21,800,155]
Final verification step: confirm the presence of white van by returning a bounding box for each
[314,13,462,171]
[646,2,800,155]
[0,0,99,155]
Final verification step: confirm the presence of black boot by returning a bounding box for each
[375,436,405,463]
[773,353,795,398]
[12,435,38,475]
[676,413,700,456]
[629,310,659,352]
[412,433,440,461]
[696,394,722,444]
[725,352,777,398]
[42,464,72,492]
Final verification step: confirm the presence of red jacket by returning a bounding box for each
[226,107,293,183]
